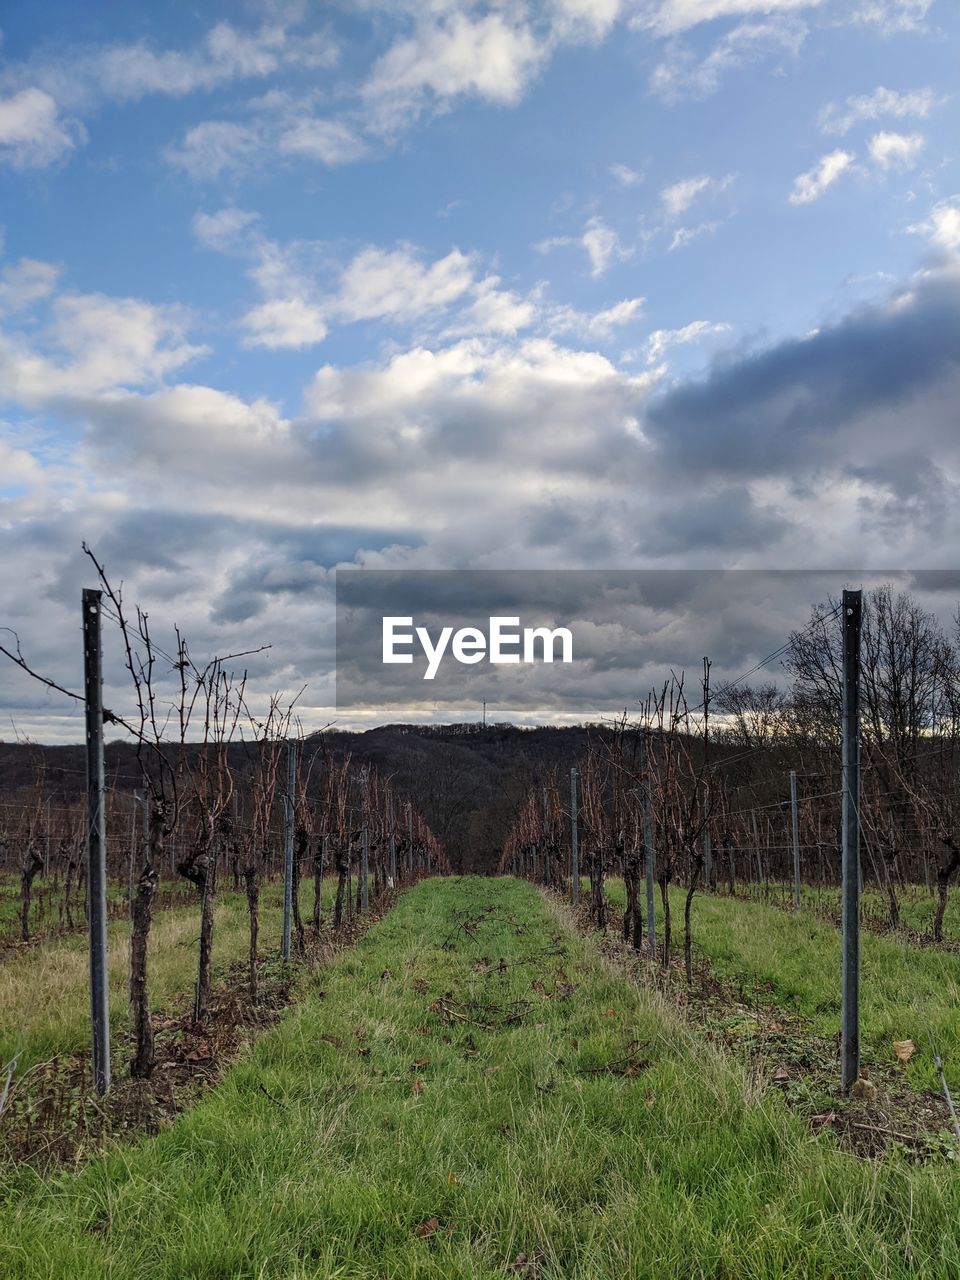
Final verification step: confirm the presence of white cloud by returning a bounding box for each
[668,221,721,251]
[0,258,61,311]
[95,22,293,99]
[907,198,960,252]
[356,1,639,137]
[224,233,485,350]
[0,437,43,488]
[335,246,476,323]
[854,0,933,33]
[2,20,339,109]
[49,294,205,391]
[635,0,822,38]
[582,217,633,277]
[361,12,544,131]
[661,175,710,216]
[650,16,806,103]
[819,85,937,137]
[302,337,657,490]
[534,217,633,277]
[788,149,853,205]
[165,121,262,179]
[0,292,206,405]
[549,0,625,42]
[276,118,368,165]
[0,88,84,169]
[611,162,643,187]
[534,234,576,255]
[868,130,924,170]
[241,298,329,350]
[549,295,645,339]
[84,384,289,469]
[643,319,731,364]
[441,277,539,338]
[195,210,497,350]
[590,297,645,331]
[192,207,261,252]
[166,107,367,179]
[661,173,732,217]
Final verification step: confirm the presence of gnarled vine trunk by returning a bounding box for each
[243,864,260,1003]
[934,836,960,943]
[333,837,349,929]
[312,834,325,932]
[19,846,43,942]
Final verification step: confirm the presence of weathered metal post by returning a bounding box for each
[841,588,862,1092]
[82,588,110,1096]
[406,802,414,878]
[543,787,551,886]
[641,734,656,960]
[360,766,370,912]
[282,739,297,961]
[790,769,801,908]
[703,822,713,891]
[570,767,579,905]
[388,795,397,886]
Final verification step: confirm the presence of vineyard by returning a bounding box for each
[2,580,960,1277]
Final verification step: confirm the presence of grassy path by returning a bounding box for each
[604,879,960,1093]
[2,877,959,1278]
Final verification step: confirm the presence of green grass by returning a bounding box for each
[0,872,141,943]
[0,878,336,1073]
[2,877,959,1278]
[603,879,960,1092]
[735,878,960,940]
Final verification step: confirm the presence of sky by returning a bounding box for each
[1,0,959,739]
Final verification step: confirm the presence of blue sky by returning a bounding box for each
[1,0,959,736]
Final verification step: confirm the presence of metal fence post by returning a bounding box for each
[790,769,801,908]
[841,588,862,1092]
[639,732,657,959]
[282,739,297,961]
[543,787,551,886]
[83,588,110,1096]
[360,767,370,912]
[570,767,579,905]
[388,794,397,886]
[407,802,414,877]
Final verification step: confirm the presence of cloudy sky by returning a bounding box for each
[1,0,959,739]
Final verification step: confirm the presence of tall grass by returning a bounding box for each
[0,880,331,1072]
[604,879,960,1091]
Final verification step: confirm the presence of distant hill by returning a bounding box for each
[0,723,616,873]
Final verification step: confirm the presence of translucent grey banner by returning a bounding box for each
[334,569,960,719]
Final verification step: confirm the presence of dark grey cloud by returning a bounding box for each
[334,569,952,715]
[642,486,789,554]
[646,265,960,481]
